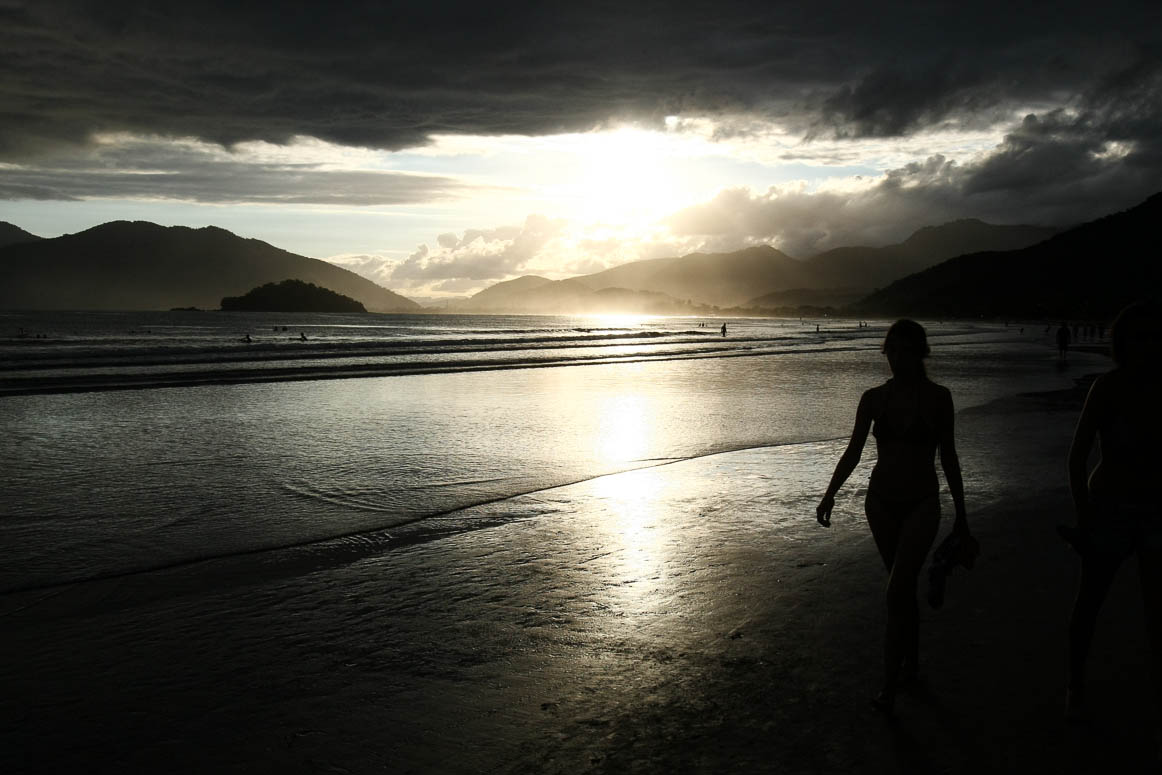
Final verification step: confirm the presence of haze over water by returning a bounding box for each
[1,313,1103,593]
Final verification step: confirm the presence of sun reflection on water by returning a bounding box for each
[593,394,653,465]
[579,313,656,329]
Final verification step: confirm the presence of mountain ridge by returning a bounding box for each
[459,219,1058,313]
[0,221,420,312]
[852,193,1162,319]
[0,221,43,249]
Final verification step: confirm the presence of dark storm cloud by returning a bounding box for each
[0,136,467,204]
[3,0,1159,156]
[0,164,464,205]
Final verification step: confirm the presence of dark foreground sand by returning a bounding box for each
[2,380,1159,774]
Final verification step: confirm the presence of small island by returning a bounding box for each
[220,279,367,313]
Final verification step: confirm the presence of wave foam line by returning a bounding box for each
[0,342,874,397]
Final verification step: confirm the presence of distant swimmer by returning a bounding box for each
[242,334,252,343]
[300,332,308,341]
[1056,323,1072,361]
[721,323,727,337]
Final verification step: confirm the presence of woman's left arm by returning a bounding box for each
[937,387,968,532]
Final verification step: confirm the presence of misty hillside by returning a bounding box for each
[0,221,42,249]
[852,192,1162,319]
[799,219,1057,292]
[461,275,555,311]
[577,246,811,308]
[0,221,420,312]
[460,275,701,315]
[744,287,869,310]
[557,220,1054,311]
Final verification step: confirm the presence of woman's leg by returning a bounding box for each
[866,492,940,704]
[865,491,901,571]
[886,495,941,686]
[1066,553,1121,702]
[1136,534,1162,747]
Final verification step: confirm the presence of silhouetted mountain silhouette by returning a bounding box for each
[853,192,1162,319]
[463,220,1057,313]
[464,275,556,311]
[577,245,810,308]
[459,276,695,315]
[221,279,367,313]
[0,221,420,312]
[799,219,1056,294]
[0,221,43,249]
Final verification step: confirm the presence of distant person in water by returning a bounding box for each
[721,323,727,337]
[1056,323,1072,360]
[1062,301,1162,738]
[816,319,971,713]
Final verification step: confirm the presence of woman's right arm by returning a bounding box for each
[1068,377,1104,529]
[817,390,875,526]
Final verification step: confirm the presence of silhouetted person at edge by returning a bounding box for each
[1057,322,1072,361]
[1062,301,1162,746]
[816,319,971,713]
[721,323,727,337]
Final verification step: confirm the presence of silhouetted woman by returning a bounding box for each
[816,319,969,712]
[1065,301,1162,735]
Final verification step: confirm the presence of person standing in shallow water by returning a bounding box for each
[816,319,970,713]
[1063,301,1162,746]
[1057,323,1072,361]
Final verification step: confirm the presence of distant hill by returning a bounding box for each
[536,221,1055,312]
[745,287,868,310]
[221,279,366,312]
[0,221,421,312]
[798,219,1057,295]
[459,275,703,314]
[577,246,811,308]
[852,192,1162,319]
[461,275,555,311]
[0,222,42,249]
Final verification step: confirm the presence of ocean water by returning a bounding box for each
[0,312,1105,593]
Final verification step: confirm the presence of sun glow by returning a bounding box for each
[565,129,693,225]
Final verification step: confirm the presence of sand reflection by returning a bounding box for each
[591,467,665,567]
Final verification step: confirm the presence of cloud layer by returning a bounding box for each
[0,136,466,204]
[3,1,1159,156]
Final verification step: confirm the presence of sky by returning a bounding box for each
[2,0,1160,301]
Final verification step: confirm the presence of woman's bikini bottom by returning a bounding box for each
[864,489,941,521]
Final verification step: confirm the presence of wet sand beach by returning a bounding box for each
[3,378,1158,774]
